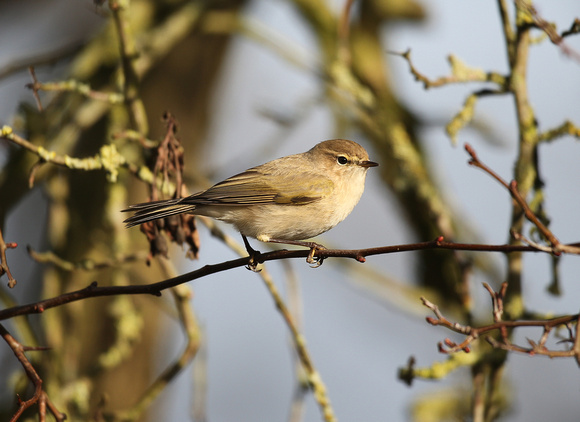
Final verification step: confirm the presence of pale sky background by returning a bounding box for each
[1,1,580,421]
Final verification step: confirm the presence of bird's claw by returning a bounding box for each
[245,252,263,272]
[246,263,262,272]
[306,246,326,268]
[242,235,263,271]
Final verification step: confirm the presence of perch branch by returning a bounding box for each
[2,237,580,322]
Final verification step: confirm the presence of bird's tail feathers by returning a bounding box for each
[123,198,196,227]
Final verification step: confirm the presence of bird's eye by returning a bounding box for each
[337,155,348,165]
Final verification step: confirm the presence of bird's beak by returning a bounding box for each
[359,160,379,168]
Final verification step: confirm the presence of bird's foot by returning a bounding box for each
[246,253,262,272]
[242,235,262,272]
[306,243,326,268]
[260,237,328,268]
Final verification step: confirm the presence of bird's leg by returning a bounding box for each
[266,238,327,268]
[241,235,262,272]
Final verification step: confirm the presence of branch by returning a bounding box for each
[259,261,336,421]
[394,50,511,145]
[109,0,149,134]
[27,67,44,111]
[27,77,125,104]
[1,324,65,422]
[398,350,481,385]
[395,49,507,89]
[561,18,580,38]
[0,41,83,81]
[422,283,579,359]
[465,143,580,255]
[2,237,580,322]
[538,120,580,143]
[27,246,148,271]
[0,125,171,194]
[197,217,336,421]
[516,0,580,62]
[104,278,201,421]
[0,227,18,288]
[446,90,506,144]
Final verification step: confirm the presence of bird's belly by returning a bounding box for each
[197,203,339,241]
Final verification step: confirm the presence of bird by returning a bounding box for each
[123,139,378,267]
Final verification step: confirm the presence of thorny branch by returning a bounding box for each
[401,140,580,387]
[422,282,580,360]
[0,324,65,422]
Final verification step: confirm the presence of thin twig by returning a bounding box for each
[516,0,580,62]
[0,227,18,288]
[394,49,507,89]
[538,120,580,143]
[28,246,148,271]
[561,18,580,38]
[575,314,580,367]
[0,42,83,81]
[1,324,66,422]
[423,284,579,358]
[27,67,44,111]
[465,143,580,255]
[26,78,124,104]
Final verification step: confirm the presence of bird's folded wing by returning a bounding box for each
[185,169,334,206]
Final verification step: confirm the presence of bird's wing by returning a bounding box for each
[184,169,334,206]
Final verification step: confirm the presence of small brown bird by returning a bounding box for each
[124,139,378,265]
